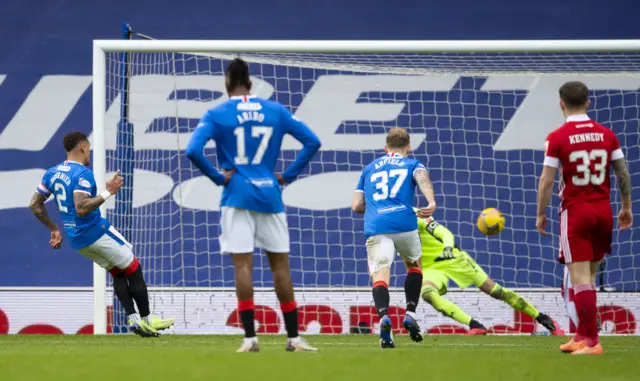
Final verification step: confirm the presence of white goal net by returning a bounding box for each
[94,41,640,335]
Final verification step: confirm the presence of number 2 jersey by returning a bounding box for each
[186,95,321,214]
[355,153,426,238]
[36,160,109,250]
[544,114,624,211]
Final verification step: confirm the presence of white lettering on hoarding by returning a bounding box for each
[485,75,640,151]
[0,76,92,151]
[95,75,275,151]
[1,74,639,211]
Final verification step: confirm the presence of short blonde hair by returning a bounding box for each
[386,127,410,149]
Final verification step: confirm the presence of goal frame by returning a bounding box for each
[91,39,640,335]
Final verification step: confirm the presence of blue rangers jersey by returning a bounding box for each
[356,153,426,238]
[186,95,321,214]
[36,161,109,250]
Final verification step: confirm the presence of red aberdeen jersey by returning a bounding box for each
[544,114,624,210]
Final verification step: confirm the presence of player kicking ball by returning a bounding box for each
[352,127,436,348]
[29,132,174,337]
[415,213,564,336]
[537,81,633,355]
[186,58,321,352]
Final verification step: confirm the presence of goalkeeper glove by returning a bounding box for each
[435,247,455,262]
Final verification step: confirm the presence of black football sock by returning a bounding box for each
[405,269,423,313]
[126,262,151,318]
[113,272,137,316]
[238,300,256,338]
[281,301,299,338]
[372,281,390,318]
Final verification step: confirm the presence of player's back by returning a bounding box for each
[39,161,107,249]
[205,95,314,213]
[358,153,423,238]
[545,115,623,209]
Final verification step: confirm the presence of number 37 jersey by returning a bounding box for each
[36,161,109,250]
[356,153,426,238]
[544,114,624,211]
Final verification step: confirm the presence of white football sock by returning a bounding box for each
[128,313,141,322]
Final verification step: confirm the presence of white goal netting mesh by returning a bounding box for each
[102,50,640,335]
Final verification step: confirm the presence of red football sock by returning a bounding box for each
[574,284,598,347]
[570,288,586,342]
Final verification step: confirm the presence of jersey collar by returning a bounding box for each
[565,114,590,122]
[230,95,256,101]
[64,160,85,166]
[386,152,404,158]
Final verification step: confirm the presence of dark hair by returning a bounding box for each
[225,58,252,91]
[386,127,410,149]
[63,132,89,152]
[559,81,589,108]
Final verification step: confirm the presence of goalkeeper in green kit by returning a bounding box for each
[416,212,564,335]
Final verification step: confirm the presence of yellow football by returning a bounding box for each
[476,208,505,236]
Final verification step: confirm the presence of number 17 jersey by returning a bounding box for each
[355,153,426,238]
[544,114,624,211]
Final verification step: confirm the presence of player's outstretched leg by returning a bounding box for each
[479,278,565,336]
[267,252,317,352]
[111,270,156,337]
[233,253,260,352]
[421,282,487,335]
[403,263,423,342]
[126,259,175,332]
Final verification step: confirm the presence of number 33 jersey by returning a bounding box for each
[36,160,109,249]
[356,153,426,238]
[544,114,624,211]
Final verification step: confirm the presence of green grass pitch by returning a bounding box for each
[0,335,637,381]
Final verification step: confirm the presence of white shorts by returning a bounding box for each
[78,226,134,270]
[220,207,290,254]
[366,230,422,274]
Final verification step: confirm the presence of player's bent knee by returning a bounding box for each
[421,285,438,303]
[122,257,140,276]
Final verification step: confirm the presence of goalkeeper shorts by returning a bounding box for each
[421,251,489,295]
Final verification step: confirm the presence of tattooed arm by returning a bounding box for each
[74,170,124,217]
[29,192,63,249]
[74,192,107,217]
[612,157,632,209]
[29,192,58,231]
[414,168,436,218]
[612,157,633,230]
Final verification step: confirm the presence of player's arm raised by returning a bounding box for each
[612,155,633,230]
[279,107,321,184]
[185,116,230,186]
[414,166,436,218]
[75,171,123,217]
[536,139,558,235]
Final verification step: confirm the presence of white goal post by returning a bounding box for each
[92,40,640,335]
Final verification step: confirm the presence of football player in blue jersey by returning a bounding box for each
[352,127,436,348]
[186,58,321,352]
[29,132,174,337]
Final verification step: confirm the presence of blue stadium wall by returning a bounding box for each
[0,0,639,289]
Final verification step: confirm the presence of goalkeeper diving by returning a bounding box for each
[416,212,565,335]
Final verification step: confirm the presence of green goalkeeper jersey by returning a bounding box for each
[416,215,462,267]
